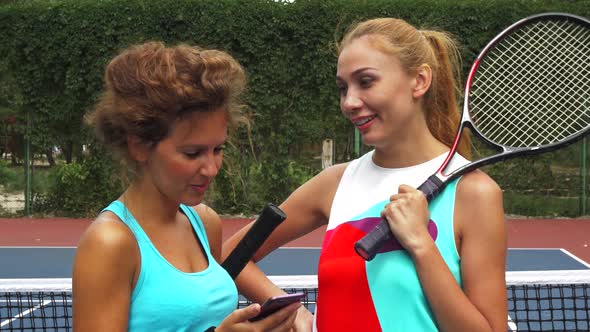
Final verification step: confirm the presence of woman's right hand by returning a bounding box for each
[215,302,301,332]
[381,184,432,256]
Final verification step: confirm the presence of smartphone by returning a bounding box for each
[249,292,305,322]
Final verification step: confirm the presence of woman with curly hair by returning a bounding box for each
[73,42,299,332]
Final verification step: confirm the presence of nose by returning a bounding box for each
[200,152,221,178]
[341,90,362,115]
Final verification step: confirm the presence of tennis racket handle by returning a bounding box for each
[354,175,444,261]
[417,174,444,202]
[222,203,287,279]
[354,219,393,261]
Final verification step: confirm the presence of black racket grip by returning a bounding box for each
[354,175,444,261]
[418,175,445,202]
[354,219,393,261]
[222,203,287,279]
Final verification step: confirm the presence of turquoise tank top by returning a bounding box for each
[103,201,238,332]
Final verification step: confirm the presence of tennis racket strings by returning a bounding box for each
[469,18,590,150]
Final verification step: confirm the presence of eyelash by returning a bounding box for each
[337,76,374,95]
[184,145,225,158]
[359,77,373,88]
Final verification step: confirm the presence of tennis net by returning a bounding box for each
[1,271,589,331]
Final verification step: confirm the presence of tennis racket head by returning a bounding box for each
[356,13,590,262]
[465,13,590,153]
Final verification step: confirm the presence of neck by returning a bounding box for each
[120,177,179,226]
[371,128,449,169]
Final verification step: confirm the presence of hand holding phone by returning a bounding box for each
[249,292,305,322]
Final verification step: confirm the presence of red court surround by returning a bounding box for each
[1,217,589,264]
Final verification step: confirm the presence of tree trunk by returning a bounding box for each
[45,148,55,167]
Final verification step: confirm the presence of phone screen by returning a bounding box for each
[249,292,305,322]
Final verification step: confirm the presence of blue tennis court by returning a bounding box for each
[1,247,590,331]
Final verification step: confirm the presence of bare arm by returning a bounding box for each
[72,213,139,332]
[420,171,506,331]
[455,172,508,331]
[222,164,345,303]
[384,171,507,331]
[186,205,303,332]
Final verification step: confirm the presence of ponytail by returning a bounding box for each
[421,30,471,158]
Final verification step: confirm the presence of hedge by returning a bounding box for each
[1,0,589,216]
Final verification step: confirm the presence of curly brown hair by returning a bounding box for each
[85,41,248,170]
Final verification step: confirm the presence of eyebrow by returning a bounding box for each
[336,67,377,80]
[177,141,226,150]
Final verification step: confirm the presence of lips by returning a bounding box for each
[190,182,209,193]
[352,115,376,130]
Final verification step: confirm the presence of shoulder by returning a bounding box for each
[72,212,138,329]
[290,162,349,208]
[77,211,138,256]
[455,170,503,205]
[73,211,139,284]
[311,162,349,186]
[286,162,349,203]
[191,204,222,231]
[454,170,505,238]
[191,204,223,260]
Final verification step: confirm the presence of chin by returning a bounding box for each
[360,135,379,147]
[181,195,205,207]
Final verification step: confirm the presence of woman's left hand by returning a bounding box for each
[381,184,433,256]
[291,306,313,332]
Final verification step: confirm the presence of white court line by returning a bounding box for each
[508,314,518,331]
[275,247,321,250]
[507,247,562,250]
[0,300,71,303]
[0,246,76,249]
[560,248,590,268]
[0,299,52,327]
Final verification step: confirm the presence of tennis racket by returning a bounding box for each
[355,12,590,261]
[222,203,287,279]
